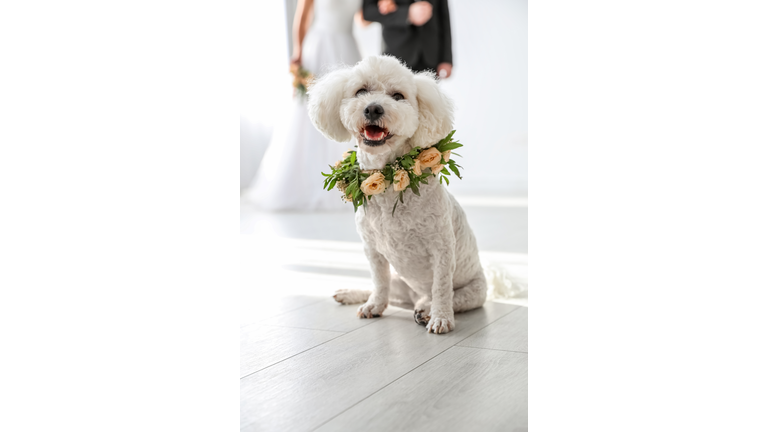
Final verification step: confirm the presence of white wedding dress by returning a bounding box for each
[244,0,362,211]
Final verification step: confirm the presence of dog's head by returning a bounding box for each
[308,55,454,169]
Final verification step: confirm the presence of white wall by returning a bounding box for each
[240,0,291,189]
[439,0,528,194]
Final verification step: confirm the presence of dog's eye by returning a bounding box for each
[355,88,368,97]
[392,92,405,101]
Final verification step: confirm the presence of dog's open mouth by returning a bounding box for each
[360,125,392,146]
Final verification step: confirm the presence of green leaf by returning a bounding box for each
[438,141,464,151]
[399,190,404,203]
[410,182,421,196]
[349,151,356,165]
[391,200,398,216]
[441,167,450,175]
[436,130,456,148]
[451,152,462,158]
[448,163,461,178]
[443,175,450,185]
[345,180,358,196]
[328,178,337,190]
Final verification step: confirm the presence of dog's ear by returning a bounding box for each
[307,68,354,142]
[410,72,455,147]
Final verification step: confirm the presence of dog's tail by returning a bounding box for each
[483,262,528,301]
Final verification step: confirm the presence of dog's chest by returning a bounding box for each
[355,184,452,269]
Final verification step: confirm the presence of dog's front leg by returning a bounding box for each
[357,244,390,319]
[425,247,456,334]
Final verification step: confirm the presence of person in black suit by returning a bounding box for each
[362,0,453,78]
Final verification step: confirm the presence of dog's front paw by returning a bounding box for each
[356,301,387,319]
[425,316,454,334]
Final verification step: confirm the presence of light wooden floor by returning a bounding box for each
[241,195,528,431]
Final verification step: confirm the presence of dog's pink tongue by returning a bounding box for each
[364,126,386,141]
[365,130,383,140]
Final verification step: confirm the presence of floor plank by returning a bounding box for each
[240,302,519,431]
[457,306,528,353]
[240,325,343,378]
[263,297,398,333]
[315,346,528,432]
[240,294,327,327]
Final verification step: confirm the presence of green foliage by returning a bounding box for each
[321,130,464,214]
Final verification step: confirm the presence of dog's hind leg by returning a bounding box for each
[333,289,371,305]
[413,296,432,326]
[335,273,416,309]
[452,271,488,313]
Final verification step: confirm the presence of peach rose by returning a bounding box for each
[412,159,422,175]
[442,150,451,162]
[417,147,441,168]
[334,160,342,169]
[393,170,410,192]
[360,172,387,195]
[432,164,445,175]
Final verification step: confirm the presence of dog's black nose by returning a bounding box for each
[364,103,384,121]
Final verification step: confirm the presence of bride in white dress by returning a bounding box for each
[243,0,363,211]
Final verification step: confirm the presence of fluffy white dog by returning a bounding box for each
[308,55,486,334]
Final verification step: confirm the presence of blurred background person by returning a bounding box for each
[363,0,453,78]
[242,0,362,211]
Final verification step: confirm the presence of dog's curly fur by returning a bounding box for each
[308,56,486,334]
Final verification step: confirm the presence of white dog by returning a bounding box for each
[308,55,486,334]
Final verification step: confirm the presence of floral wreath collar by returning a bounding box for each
[321,130,464,214]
